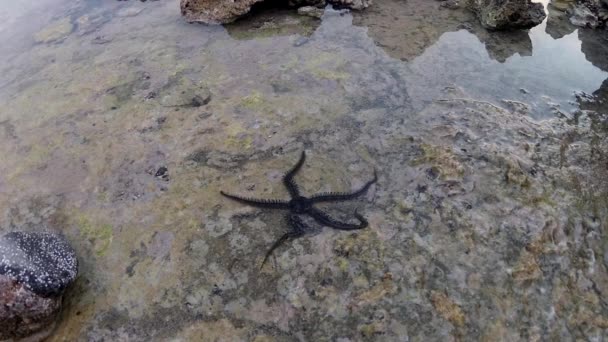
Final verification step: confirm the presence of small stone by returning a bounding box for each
[440,0,460,9]
[117,7,144,17]
[293,36,310,47]
[550,0,574,11]
[457,22,473,30]
[297,6,325,19]
[598,8,608,22]
[155,166,169,181]
[190,94,211,107]
[92,36,112,44]
[0,232,78,341]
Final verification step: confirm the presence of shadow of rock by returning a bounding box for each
[578,28,608,112]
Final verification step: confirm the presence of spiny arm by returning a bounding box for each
[310,169,377,203]
[260,214,308,268]
[220,191,290,209]
[309,207,368,231]
[283,151,306,197]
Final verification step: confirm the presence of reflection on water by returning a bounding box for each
[353,0,608,116]
[408,24,607,116]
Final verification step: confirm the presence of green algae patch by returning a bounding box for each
[240,91,266,110]
[34,17,74,44]
[77,216,114,257]
[413,143,465,180]
[310,68,350,81]
[392,197,415,222]
[303,52,350,81]
[431,291,466,327]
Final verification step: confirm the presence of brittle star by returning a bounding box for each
[220,151,377,267]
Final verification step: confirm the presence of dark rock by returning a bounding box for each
[0,232,78,297]
[190,93,211,107]
[0,276,61,341]
[290,0,325,7]
[466,0,546,29]
[0,232,78,341]
[569,3,600,27]
[441,0,461,9]
[155,166,169,181]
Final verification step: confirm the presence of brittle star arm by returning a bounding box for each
[282,151,306,198]
[308,207,369,230]
[310,169,377,203]
[220,191,291,209]
[261,214,308,268]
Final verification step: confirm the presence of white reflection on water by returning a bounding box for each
[408,22,607,117]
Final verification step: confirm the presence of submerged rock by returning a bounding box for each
[0,232,78,341]
[466,0,546,29]
[298,6,325,18]
[180,0,370,24]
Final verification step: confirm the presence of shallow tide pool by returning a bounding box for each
[1,0,607,340]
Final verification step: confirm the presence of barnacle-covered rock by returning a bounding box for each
[0,232,78,341]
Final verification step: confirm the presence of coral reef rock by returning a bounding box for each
[180,0,370,24]
[567,0,608,28]
[0,232,78,341]
[466,0,546,29]
[569,3,600,26]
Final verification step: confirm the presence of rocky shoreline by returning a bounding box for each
[178,0,601,30]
